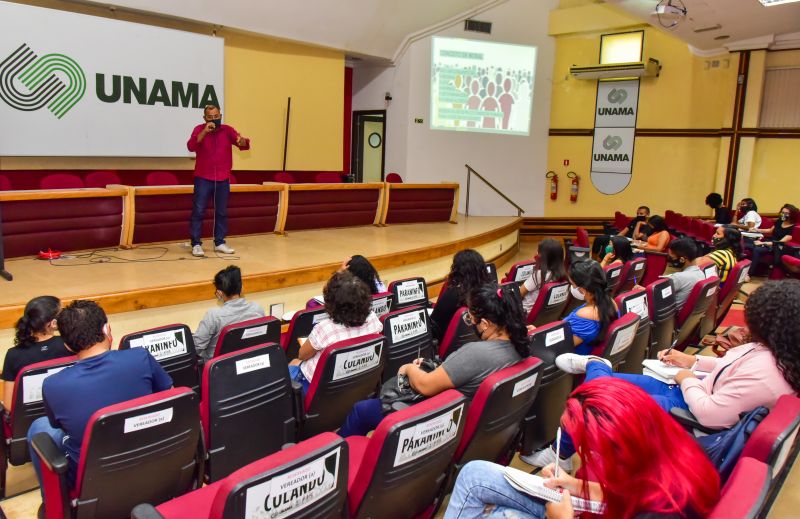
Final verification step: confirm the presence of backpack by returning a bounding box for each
[697,406,768,482]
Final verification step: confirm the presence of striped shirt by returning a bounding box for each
[707,248,737,284]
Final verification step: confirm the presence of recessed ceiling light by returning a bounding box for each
[714,35,730,40]
[758,0,800,6]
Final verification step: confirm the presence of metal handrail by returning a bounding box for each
[464,164,525,217]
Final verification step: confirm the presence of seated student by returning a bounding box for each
[590,234,611,262]
[599,236,633,268]
[734,197,762,231]
[430,249,492,341]
[698,225,741,285]
[2,296,71,413]
[27,300,172,505]
[520,239,567,315]
[663,238,705,310]
[705,192,732,225]
[193,265,265,360]
[288,271,382,393]
[341,254,386,294]
[445,378,720,519]
[617,205,650,239]
[632,215,670,252]
[338,283,529,437]
[748,203,797,278]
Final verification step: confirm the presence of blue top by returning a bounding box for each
[564,304,603,355]
[43,348,172,485]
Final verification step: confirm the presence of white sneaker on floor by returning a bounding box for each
[191,245,205,257]
[555,353,612,374]
[520,446,573,472]
[214,243,235,254]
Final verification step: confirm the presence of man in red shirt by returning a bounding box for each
[187,104,250,257]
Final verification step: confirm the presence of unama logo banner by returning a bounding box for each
[0,1,224,157]
[590,79,640,195]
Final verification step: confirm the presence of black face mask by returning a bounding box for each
[636,215,647,222]
[669,257,684,268]
[712,236,724,246]
[471,323,483,340]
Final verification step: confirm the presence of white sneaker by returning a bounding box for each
[214,243,235,254]
[520,446,573,472]
[191,245,205,257]
[555,353,612,374]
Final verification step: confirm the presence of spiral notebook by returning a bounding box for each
[502,466,605,514]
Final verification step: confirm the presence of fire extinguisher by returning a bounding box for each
[567,171,579,202]
[546,171,558,200]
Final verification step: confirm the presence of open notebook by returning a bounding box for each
[503,466,605,514]
[642,359,709,384]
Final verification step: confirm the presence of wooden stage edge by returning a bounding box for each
[0,218,522,328]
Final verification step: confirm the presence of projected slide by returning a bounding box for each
[431,37,536,136]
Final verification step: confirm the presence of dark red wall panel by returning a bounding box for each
[385,189,455,224]
[285,188,379,231]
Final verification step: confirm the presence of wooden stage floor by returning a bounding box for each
[0,215,521,330]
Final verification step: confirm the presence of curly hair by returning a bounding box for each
[744,280,800,393]
[323,271,372,327]
[56,300,108,352]
[447,249,492,306]
[705,192,723,209]
[15,296,61,348]
[468,282,530,358]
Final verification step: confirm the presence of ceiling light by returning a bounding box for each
[758,0,800,5]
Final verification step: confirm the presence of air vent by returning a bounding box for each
[464,19,492,34]
[693,24,721,33]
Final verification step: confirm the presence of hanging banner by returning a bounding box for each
[590,79,640,195]
[0,1,224,157]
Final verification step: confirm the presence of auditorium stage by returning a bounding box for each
[0,215,522,333]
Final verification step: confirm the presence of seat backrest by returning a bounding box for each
[603,264,623,293]
[522,321,574,453]
[370,291,393,319]
[388,277,429,310]
[502,260,535,284]
[640,251,668,287]
[84,170,121,188]
[201,344,295,482]
[0,174,11,191]
[646,278,677,358]
[614,211,630,230]
[75,388,200,518]
[702,263,719,279]
[213,316,281,358]
[8,357,77,464]
[348,390,468,519]
[302,334,386,438]
[146,171,179,186]
[575,226,590,248]
[614,290,651,374]
[207,432,348,519]
[314,172,342,183]
[40,173,84,189]
[119,324,199,391]
[526,281,570,326]
[714,260,751,327]
[485,262,499,282]
[615,257,647,295]
[437,307,479,359]
[741,394,800,478]
[454,357,543,465]
[385,172,403,183]
[274,171,296,183]
[708,457,770,519]
[281,307,330,359]
[674,276,720,350]
[593,313,639,368]
[380,306,434,383]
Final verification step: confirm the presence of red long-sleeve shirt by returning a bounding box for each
[186,123,250,181]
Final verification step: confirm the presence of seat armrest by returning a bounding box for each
[31,433,68,474]
[131,504,165,519]
[568,246,590,253]
[290,380,305,422]
[391,402,411,412]
[669,408,718,435]
[32,432,71,519]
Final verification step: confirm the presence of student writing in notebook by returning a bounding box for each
[445,378,720,519]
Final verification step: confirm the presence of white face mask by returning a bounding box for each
[570,285,586,301]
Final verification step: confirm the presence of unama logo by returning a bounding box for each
[0,43,86,119]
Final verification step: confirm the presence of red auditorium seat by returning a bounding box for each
[521,321,574,455]
[590,312,639,370]
[614,257,647,295]
[118,324,200,392]
[708,457,771,519]
[212,316,281,358]
[741,395,800,473]
[380,306,434,383]
[32,388,201,519]
[40,173,84,189]
[385,172,403,183]
[673,276,719,351]
[84,170,121,188]
[614,289,651,374]
[201,344,295,482]
[613,211,631,232]
[0,175,11,191]
[274,171,296,183]
[646,278,677,356]
[314,171,342,183]
[346,390,467,519]
[296,334,385,439]
[699,260,750,343]
[0,357,77,497]
[437,307,479,360]
[388,276,430,310]
[525,281,570,326]
[280,307,329,360]
[146,171,180,186]
[132,432,348,519]
[639,250,669,287]
[501,259,535,284]
[370,291,393,319]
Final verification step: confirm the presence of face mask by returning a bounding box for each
[712,236,723,246]
[604,244,614,255]
[780,213,789,221]
[570,285,585,301]
[668,257,684,268]
[212,118,222,128]
[636,215,647,222]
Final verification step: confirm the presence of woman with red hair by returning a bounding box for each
[445,378,720,519]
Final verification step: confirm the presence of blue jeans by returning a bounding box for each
[287,365,311,394]
[338,398,385,437]
[27,416,70,499]
[445,460,546,519]
[190,177,230,246]
[556,361,689,458]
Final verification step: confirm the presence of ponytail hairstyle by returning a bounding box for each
[467,282,530,358]
[569,260,617,332]
[447,249,492,306]
[346,255,383,295]
[609,236,634,263]
[533,238,567,290]
[15,296,61,348]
